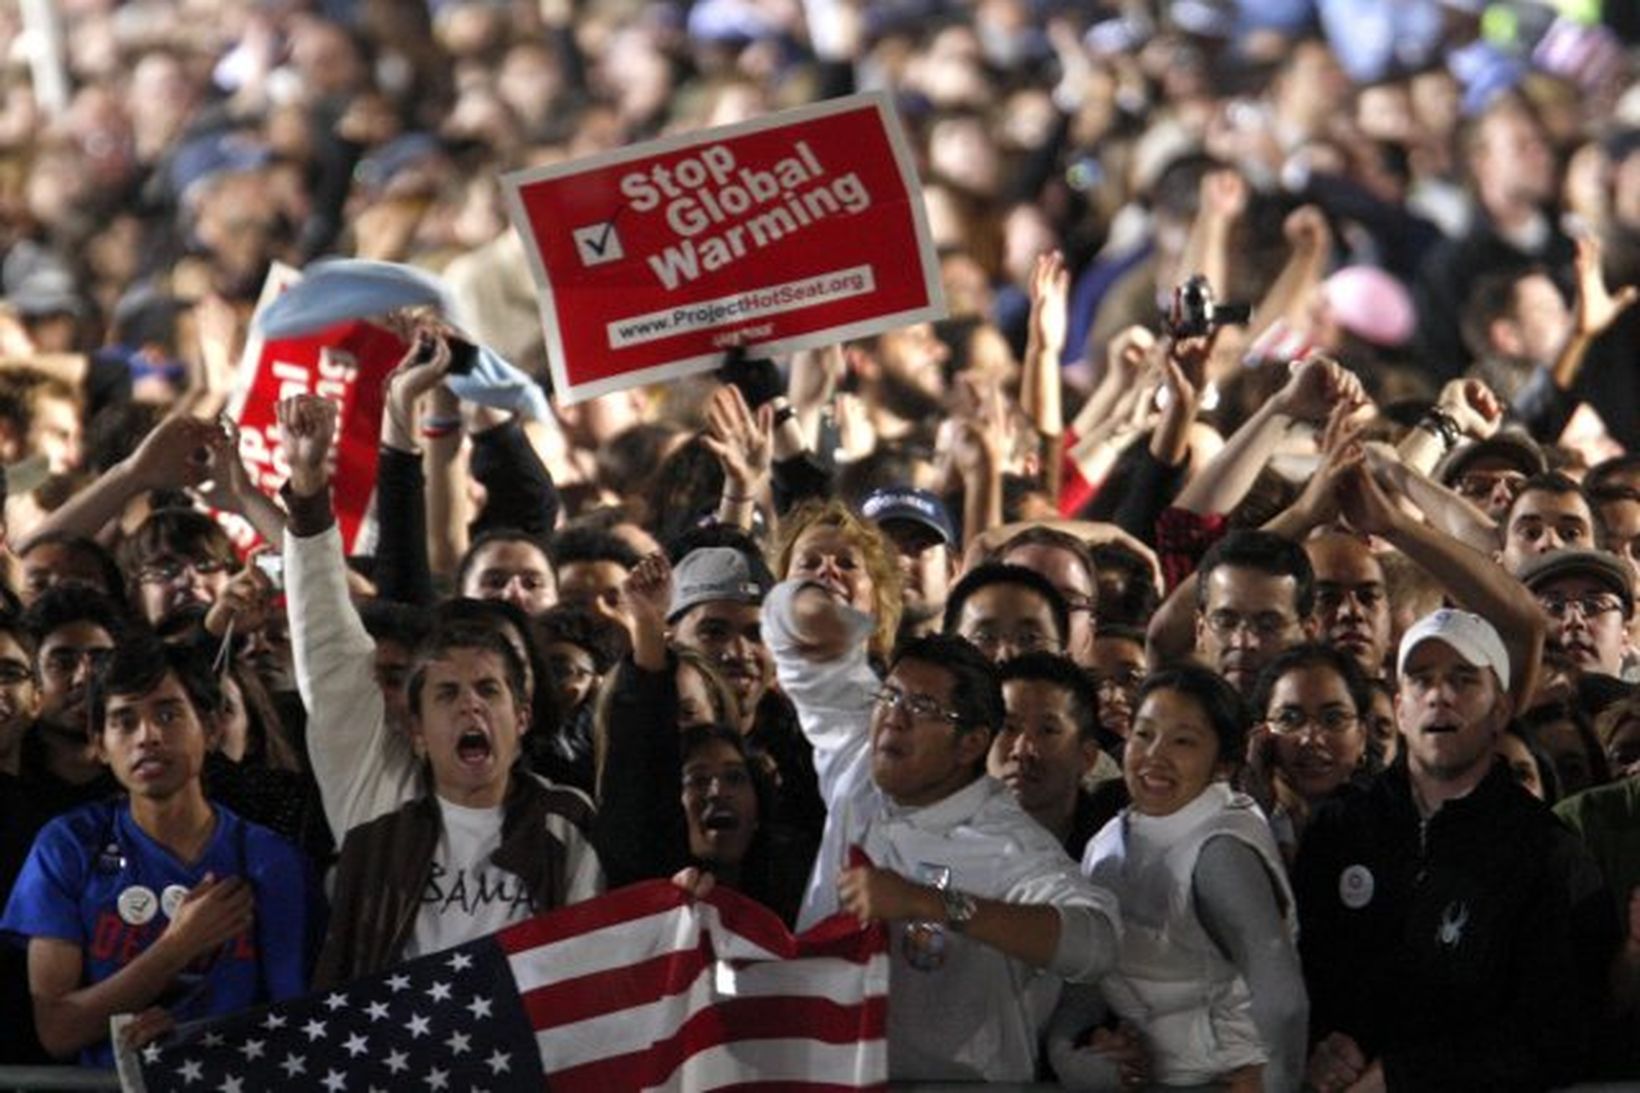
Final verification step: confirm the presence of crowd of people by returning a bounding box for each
[0,0,1639,1088]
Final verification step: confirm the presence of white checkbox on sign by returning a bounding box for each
[573,222,623,266]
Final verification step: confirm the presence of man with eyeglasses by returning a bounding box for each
[943,562,1070,665]
[1519,550,1635,681]
[757,573,1119,1082]
[1435,433,1546,523]
[1192,531,1316,699]
[117,508,239,629]
[998,527,1099,666]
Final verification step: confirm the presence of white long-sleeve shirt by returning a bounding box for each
[763,579,1122,1082]
[287,523,420,838]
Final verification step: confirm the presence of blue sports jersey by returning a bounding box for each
[0,798,316,1069]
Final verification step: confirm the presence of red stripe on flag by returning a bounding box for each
[499,880,687,953]
[545,996,888,1092]
[519,943,712,1030]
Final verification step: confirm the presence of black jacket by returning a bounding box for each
[1294,759,1614,1092]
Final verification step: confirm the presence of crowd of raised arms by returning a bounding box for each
[0,0,1638,1089]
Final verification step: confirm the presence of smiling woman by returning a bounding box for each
[1066,666,1308,1090]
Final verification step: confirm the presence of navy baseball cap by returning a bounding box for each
[861,487,957,547]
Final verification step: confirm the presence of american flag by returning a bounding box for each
[115,880,889,1092]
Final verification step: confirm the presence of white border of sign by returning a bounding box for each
[501,90,944,405]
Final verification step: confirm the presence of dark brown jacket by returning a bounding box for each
[315,772,597,988]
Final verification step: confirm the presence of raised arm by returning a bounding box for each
[18,415,220,552]
[1023,251,1069,497]
[701,384,773,531]
[279,394,417,837]
[1339,461,1546,708]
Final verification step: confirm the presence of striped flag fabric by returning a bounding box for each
[115,879,888,1092]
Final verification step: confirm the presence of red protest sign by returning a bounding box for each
[503,91,944,404]
[220,264,405,554]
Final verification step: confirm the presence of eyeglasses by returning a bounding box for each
[964,628,1057,656]
[1203,611,1296,640]
[1267,707,1359,737]
[1537,593,1625,620]
[682,767,752,795]
[548,656,596,683]
[42,646,113,680]
[1455,471,1526,501]
[873,686,963,726]
[137,557,230,586]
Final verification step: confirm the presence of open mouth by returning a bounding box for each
[1423,721,1460,735]
[456,729,492,764]
[701,806,739,832]
[131,755,167,779]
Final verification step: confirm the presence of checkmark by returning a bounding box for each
[573,221,623,266]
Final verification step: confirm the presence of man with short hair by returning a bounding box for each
[457,529,557,617]
[1297,609,1611,1092]
[1306,533,1392,678]
[315,622,602,983]
[1519,549,1634,681]
[943,562,1070,663]
[762,578,1119,1082]
[20,586,124,812]
[1,637,317,1066]
[1191,530,1316,698]
[861,486,960,642]
[549,525,642,616]
[990,652,1106,858]
[998,527,1099,666]
[1499,473,1597,573]
[14,535,123,607]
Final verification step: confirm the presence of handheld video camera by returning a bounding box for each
[1165,275,1251,340]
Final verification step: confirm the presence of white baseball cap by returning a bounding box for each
[1396,609,1510,692]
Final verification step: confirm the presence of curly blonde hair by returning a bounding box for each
[772,499,903,662]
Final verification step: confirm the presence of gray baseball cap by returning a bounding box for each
[668,547,771,623]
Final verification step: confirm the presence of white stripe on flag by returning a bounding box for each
[661,1037,889,1091]
[508,903,783,995]
[533,956,723,1070]
[713,954,891,1005]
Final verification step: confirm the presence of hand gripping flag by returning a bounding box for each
[114,879,889,1092]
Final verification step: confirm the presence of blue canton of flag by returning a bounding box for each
[114,936,543,1093]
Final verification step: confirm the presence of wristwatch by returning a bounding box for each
[939,886,977,933]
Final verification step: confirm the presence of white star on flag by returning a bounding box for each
[278,1053,304,1078]
[406,1013,431,1039]
[386,974,411,992]
[263,1013,287,1031]
[447,952,473,972]
[322,1069,347,1092]
[238,1039,264,1061]
[466,996,492,1020]
[142,1044,163,1064]
[324,992,350,1012]
[445,1031,470,1056]
[485,1050,510,1076]
[383,1049,409,1075]
[302,1018,327,1042]
[425,1066,449,1091]
[219,1076,243,1093]
[343,1032,369,1057]
[426,980,453,1003]
[365,1000,390,1022]
[176,1059,203,1084]
[201,1032,224,1048]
